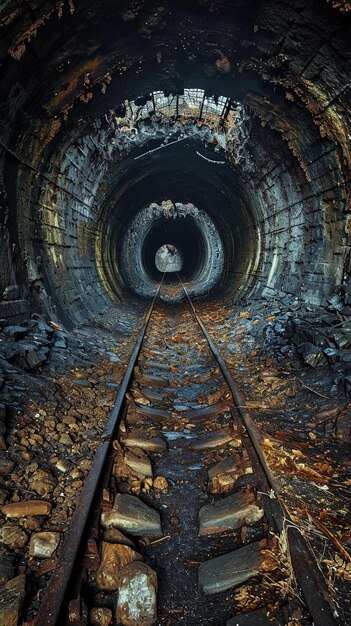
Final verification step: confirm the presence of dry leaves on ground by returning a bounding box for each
[323,554,351,581]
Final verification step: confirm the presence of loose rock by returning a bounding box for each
[0,557,15,585]
[0,575,26,626]
[2,500,52,517]
[101,494,162,536]
[3,325,28,340]
[153,476,168,492]
[95,542,142,590]
[124,449,153,477]
[29,532,61,558]
[116,561,158,626]
[102,528,135,547]
[0,524,28,549]
[90,607,113,626]
[199,491,264,535]
[30,469,56,495]
[0,451,15,474]
[198,542,263,595]
[124,434,167,452]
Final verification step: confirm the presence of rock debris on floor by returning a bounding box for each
[0,296,350,624]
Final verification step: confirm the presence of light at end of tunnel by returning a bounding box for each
[155,244,183,273]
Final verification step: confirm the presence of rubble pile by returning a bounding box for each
[0,300,142,624]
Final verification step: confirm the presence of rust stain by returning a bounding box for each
[0,8,20,28]
[242,60,350,203]
[9,10,54,60]
[245,92,312,181]
[40,117,62,151]
[287,78,351,199]
[77,222,91,256]
[45,58,102,113]
[246,93,303,140]
[8,1,75,60]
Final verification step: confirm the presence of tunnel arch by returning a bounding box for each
[5,88,347,323]
[119,200,225,300]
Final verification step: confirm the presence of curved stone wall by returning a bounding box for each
[120,201,225,299]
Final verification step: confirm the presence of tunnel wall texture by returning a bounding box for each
[0,0,350,326]
[120,200,225,298]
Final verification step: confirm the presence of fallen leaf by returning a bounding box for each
[291,449,306,459]
[260,550,280,573]
[49,321,63,330]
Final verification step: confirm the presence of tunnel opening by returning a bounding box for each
[143,216,204,281]
[154,244,183,275]
[86,109,266,310]
[117,200,226,301]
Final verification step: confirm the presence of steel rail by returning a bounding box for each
[179,277,339,626]
[35,278,164,626]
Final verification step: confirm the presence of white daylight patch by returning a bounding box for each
[155,244,183,272]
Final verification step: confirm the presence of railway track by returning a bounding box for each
[35,278,339,626]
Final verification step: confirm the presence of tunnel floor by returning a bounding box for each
[0,296,351,623]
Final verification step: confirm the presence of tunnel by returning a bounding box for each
[0,2,349,324]
[154,244,183,275]
[0,1,351,625]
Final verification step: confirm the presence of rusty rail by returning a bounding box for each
[35,279,163,626]
[35,275,339,626]
[179,277,339,626]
